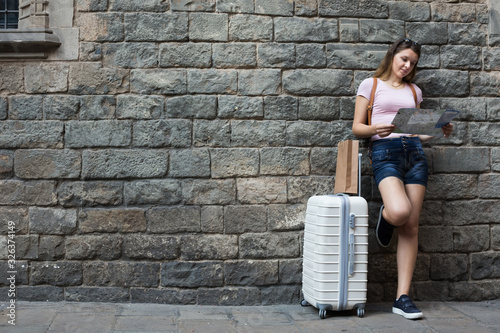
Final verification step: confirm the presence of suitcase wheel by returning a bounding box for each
[357,307,365,318]
[300,299,309,307]
[319,309,327,319]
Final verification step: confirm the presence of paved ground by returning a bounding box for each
[0,300,499,333]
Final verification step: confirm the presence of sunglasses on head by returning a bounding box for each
[399,38,421,48]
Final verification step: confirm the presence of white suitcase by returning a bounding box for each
[301,154,369,319]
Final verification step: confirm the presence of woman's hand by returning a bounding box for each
[374,123,396,138]
[442,123,453,138]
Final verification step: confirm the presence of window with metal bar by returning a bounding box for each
[0,0,19,29]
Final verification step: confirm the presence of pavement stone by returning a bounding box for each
[0,300,498,332]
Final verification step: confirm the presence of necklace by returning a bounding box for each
[384,80,403,88]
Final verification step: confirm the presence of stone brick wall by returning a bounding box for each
[0,0,499,305]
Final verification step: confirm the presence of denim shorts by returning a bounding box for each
[370,136,429,187]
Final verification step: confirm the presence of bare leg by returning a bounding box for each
[396,184,426,298]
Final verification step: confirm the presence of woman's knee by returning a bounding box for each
[384,204,412,226]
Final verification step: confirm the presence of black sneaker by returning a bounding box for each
[392,295,423,320]
[376,205,394,247]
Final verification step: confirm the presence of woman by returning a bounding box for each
[352,39,453,320]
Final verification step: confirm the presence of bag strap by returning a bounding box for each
[408,83,418,107]
[366,78,377,125]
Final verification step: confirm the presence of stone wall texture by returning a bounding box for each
[1,0,500,305]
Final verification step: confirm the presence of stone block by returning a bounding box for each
[180,235,238,260]
[260,148,309,176]
[78,13,124,41]
[0,180,57,206]
[432,3,476,23]
[14,149,81,179]
[327,43,387,70]
[239,232,300,259]
[197,286,261,305]
[442,200,500,226]
[169,149,210,178]
[359,19,404,43]
[264,96,298,120]
[471,252,500,280]
[15,235,38,259]
[310,147,336,175]
[406,22,448,45]
[449,23,487,46]
[193,120,231,147]
[419,226,454,253]
[124,179,181,205]
[29,207,77,235]
[16,286,64,302]
[130,69,187,95]
[388,2,430,22]
[201,206,224,233]
[80,42,103,61]
[38,236,65,261]
[76,0,108,11]
[123,235,178,260]
[415,70,469,97]
[432,147,489,173]
[102,43,158,68]
[257,43,295,68]
[275,17,338,42]
[189,13,228,42]
[441,45,482,70]
[130,288,197,304]
[0,260,29,285]
[8,95,43,120]
[287,176,335,203]
[493,226,500,251]
[78,208,147,233]
[83,262,160,287]
[218,96,264,118]
[283,69,353,95]
[470,72,500,96]
[124,12,188,41]
[0,97,6,119]
[0,207,28,234]
[210,148,259,178]
[426,174,477,200]
[171,0,215,11]
[69,63,129,95]
[166,95,217,119]
[213,43,256,68]
[225,260,278,286]
[82,149,168,179]
[487,98,500,121]
[286,121,333,146]
[229,14,272,41]
[44,95,80,120]
[295,0,317,16]
[182,179,236,205]
[0,150,13,178]
[159,43,212,68]
[217,0,253,13]
[25,63,69,93]
[161,261,223,287]
[299,97,340,120]
[0,65,23,93]
[484,47,500,70]
[478,174,500,199]
[187,69,237,94]
[31,262,82,286]
[148,206,201,233]
[493,148,500,172]
[224,205,267,233]
[255,0,292,16]
[319,0,388,18]
[231,120,286,147]
[65,287,130,303]
[79,95,116,120]
[279,258,302,284]
[268,204,306,231]
[110,0,169,11]
[58,181,122,207]
[66,120,131,148]
[452,226,490,252]
[66,235,122,260]
[470,123,500,145]
[133,120,191,147]
[116,95,164,120]
[296,43,326,68]
[261,285,301,305]
[240,69,282,95]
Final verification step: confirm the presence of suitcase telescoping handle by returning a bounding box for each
[357,153,362,196]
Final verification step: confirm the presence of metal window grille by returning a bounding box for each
[0,0,19,29]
